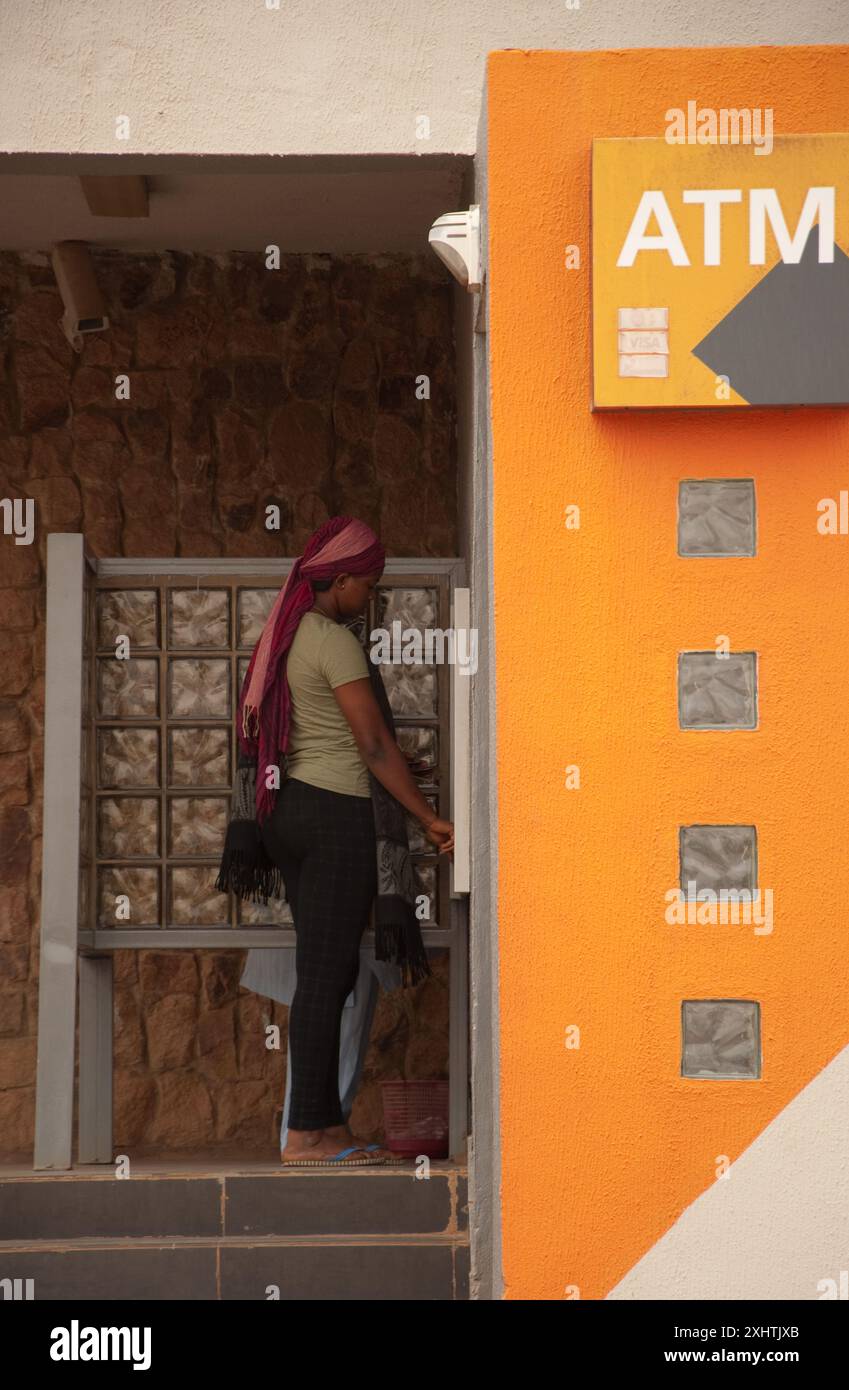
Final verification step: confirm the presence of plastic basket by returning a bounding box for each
[380,1079,450,1159]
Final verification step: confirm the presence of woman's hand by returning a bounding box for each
[424,816,455,855]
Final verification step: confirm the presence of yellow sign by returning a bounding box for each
[591,133,849,408]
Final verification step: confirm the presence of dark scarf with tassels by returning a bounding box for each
[215,624,432,989]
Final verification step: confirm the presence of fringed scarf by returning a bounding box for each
[215,514,432,988]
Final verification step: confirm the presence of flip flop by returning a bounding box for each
[280,1144,388,1167]
[362,1144,410,1165]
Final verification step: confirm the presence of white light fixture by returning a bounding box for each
[50,241,109,352]
[428,205,482,292]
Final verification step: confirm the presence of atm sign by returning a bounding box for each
[592,135,849,407]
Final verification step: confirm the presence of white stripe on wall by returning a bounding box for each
[608,1042,849,1300]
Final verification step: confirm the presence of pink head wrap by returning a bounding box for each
[238,515,386,823]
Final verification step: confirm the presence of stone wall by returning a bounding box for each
[0,248,456,1159]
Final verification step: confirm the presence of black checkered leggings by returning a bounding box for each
[260,776,377,1131]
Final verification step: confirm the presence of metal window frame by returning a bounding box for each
[35,543,470,1169]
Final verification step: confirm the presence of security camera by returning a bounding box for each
[50,241,109,352]
[428,205,482,292]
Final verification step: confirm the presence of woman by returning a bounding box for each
[218,515,454,1167]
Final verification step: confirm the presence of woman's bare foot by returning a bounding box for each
[282,1125,394,1162]
[281,1127,348,1161]
[325,1122,394,1159]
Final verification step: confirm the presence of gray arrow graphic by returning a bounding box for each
[692,231,849,405]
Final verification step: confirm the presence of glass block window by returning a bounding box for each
[679,825,757,898]
[678,651,758,729]
[88,580,274,930]
[681,1000,761,1079]
[678,479,756,557]
[370,584,448,930]
[86,573,452,932]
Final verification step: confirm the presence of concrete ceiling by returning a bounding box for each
[0,156,472,254]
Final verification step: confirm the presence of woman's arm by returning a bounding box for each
[333,677,454,853]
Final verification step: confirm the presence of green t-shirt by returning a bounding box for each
[284,610,371,798]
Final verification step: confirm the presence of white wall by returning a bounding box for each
[1,0,845,157]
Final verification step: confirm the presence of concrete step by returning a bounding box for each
[0,1160,469,1300]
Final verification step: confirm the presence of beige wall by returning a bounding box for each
[0,1,843,158]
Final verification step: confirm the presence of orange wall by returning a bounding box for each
[487,45,849,1299]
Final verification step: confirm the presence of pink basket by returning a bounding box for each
[380,1080,450,1159]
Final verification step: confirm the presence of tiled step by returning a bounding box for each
[0,1234,468,1300]
[0,1162,469,1300]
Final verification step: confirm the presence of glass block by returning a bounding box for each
[238,588,278,647]
[168,588,230,649]
[168,658,231,718]
[413,862,437,923]
[168,727,231,787]
[678,479,756,557]
[97,657,159,718]
[379,661,437,718]
[238,656,250,691]
[169,796,229,856]
[168,866,229,926]
[96,589,159,649]
[680,825,757,897]
[681,1000,761,1079]
[239,895,294,925]
[98,728,160,789]
[98,797,160,858]
[407,798,437,854]
[396,726,439,782]
[97,866,160,926]
[678,651,757,729]
[377,586,438,631]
